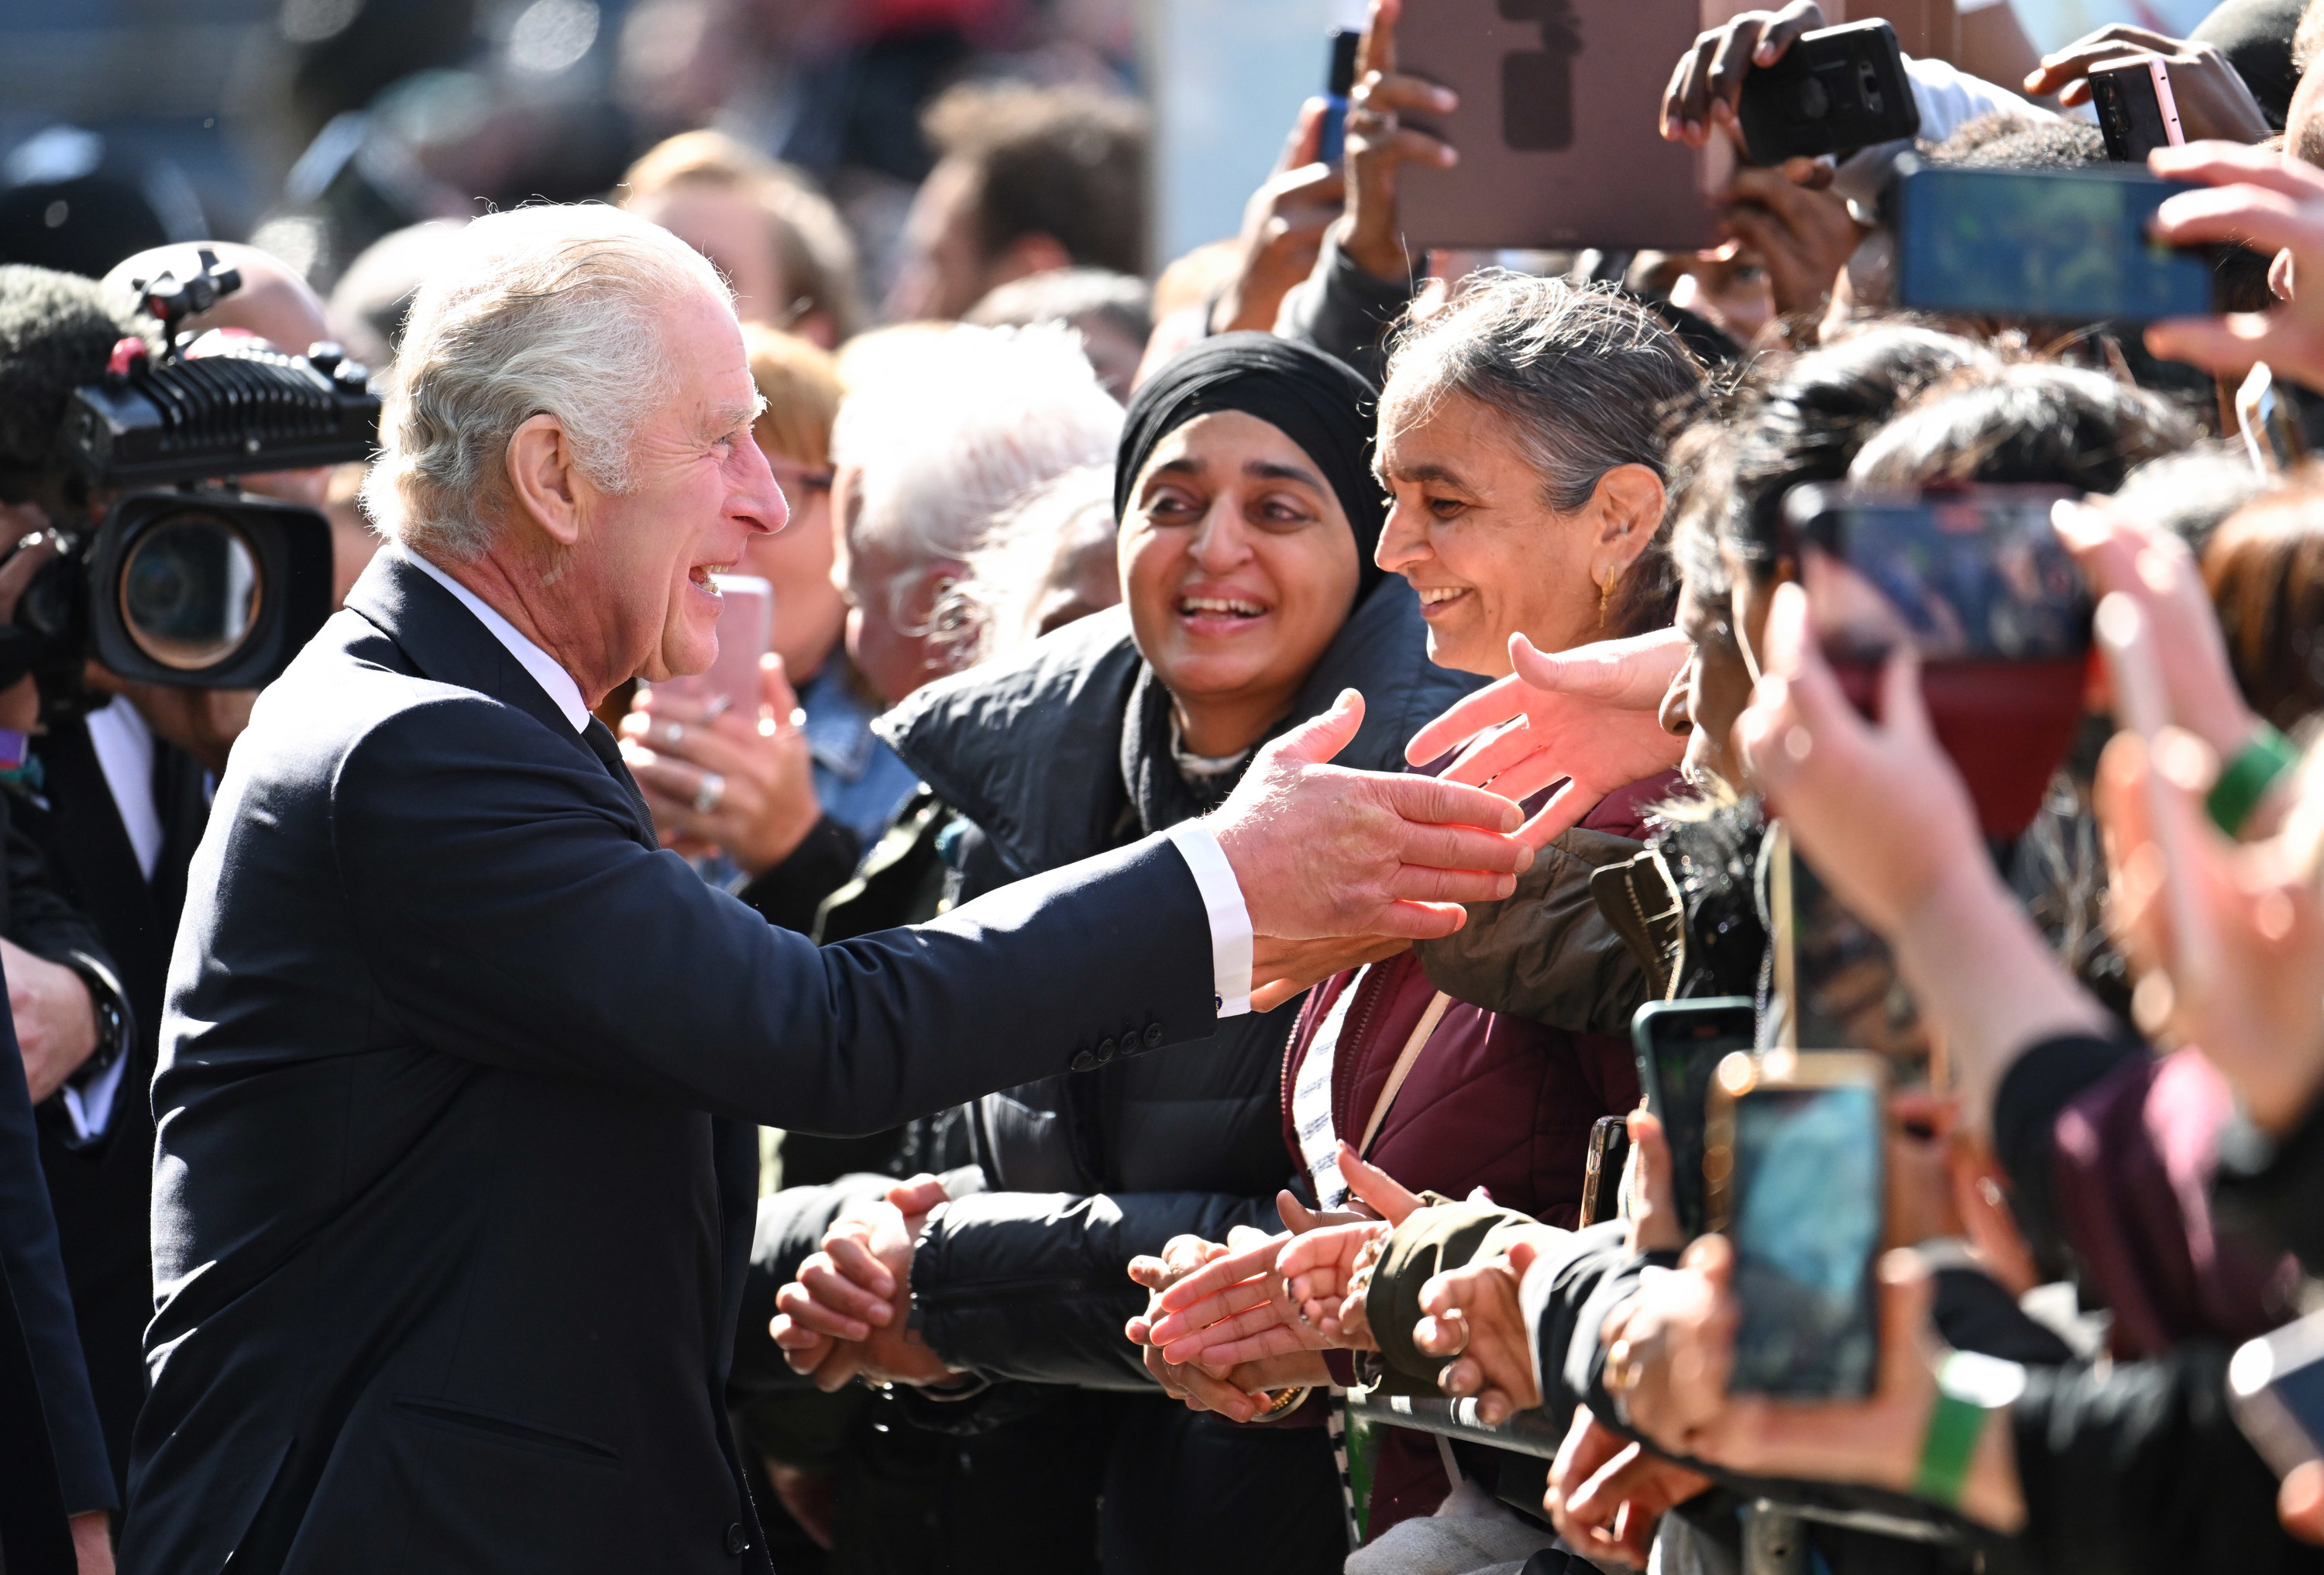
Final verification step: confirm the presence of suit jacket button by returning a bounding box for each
[1071,1051,1098,1072]
[724,1522,751,1556]
[1095,1037,1117,1063]
[1143,1022,1164,1048]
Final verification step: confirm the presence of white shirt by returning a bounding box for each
[54,697,161,1142]
[399,546,1257,1018]
[404,549,589,732]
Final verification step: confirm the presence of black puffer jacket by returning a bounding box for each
[875,576,1481,1386]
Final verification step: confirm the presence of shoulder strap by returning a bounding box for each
[1356,990,1451,1158]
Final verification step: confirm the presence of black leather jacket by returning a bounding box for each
[874,577,1480,1386]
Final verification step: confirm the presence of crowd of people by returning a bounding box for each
[9,0,2324,1570]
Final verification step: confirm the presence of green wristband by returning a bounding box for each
[2208,724,2300,839]
[1913,1350,2025,1509]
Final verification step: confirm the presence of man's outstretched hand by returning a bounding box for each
[1209,689,1531,941]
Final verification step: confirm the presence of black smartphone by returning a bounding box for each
[2231,1311,2324,1480]
[1631,997,1756,1240]
[1738,19,1920,164]
[1893,161,2216,323]
[1786,482,2092,837]
[1707,1051,1889,1398]
[2089,54,2186,163]
[1321,27,1363,167]
[1579,1113,1631,1227]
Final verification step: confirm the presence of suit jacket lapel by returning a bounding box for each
[343,552,656,848]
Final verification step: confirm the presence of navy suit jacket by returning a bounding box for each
[122,551,1216,1575]
[0,944,115,1573]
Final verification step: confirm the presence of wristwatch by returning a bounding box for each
[60,949,130,1085]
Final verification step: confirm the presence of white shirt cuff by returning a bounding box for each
[1164,821,1253,1019]
[60,1048,126,1143]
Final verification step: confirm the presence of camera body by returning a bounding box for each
[9,249,376,704]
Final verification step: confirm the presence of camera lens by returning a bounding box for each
[119,511,262,671]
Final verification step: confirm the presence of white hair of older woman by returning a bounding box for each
[360,203,731,562]
[831,322,1122,573]
[932,462,1117,662]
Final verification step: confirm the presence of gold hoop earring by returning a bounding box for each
[1597,566,1621,628]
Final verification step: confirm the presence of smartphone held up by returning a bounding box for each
[1737,19,1920,165]
[1892,160,2217,324]
[1786,483,2094,837]
[1707,1050,1889,1398]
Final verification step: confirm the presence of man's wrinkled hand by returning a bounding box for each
[1250,933,1411,1013]
[1211,689,1530,944]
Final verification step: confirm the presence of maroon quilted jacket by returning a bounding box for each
[1276,775,1671,1536]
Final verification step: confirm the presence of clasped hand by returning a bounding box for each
[770,1174,963,1391]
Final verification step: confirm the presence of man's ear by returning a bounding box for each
[1591,463,1668,577]
[504,414,585,550]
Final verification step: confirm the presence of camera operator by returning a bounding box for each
[0,251,358,1501]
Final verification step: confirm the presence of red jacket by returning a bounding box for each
[1277,777,1669,1535]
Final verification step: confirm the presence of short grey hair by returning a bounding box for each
[830,322,1122,568]
[361,203,731,562]
[1381,273,1700,512]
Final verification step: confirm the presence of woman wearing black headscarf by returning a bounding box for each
[773,335,1476,1575]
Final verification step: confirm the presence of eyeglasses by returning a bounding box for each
[768,459,835,496]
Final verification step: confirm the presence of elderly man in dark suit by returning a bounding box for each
[117,205,1528,1575]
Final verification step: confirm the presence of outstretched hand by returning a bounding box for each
[2146,143,2324,386]
[1406,629,1688,849]
[1210,689,1532,942]
[1143,1145,1424,1367]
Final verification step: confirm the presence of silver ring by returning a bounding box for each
[693,771,726,814]
[662,720,686,749]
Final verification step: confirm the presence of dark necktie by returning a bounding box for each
[581,716,655,841]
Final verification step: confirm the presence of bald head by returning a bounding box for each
[102,242,329,356]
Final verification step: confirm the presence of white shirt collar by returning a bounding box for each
[400,546,590,732]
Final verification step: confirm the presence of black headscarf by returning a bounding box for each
[1114,332,1386,602]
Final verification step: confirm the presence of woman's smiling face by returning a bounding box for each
[1118,409,1361,755]
[1373,385,1659,676]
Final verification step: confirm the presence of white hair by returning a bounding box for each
[932,462,1116,661]
[830,322,1122,570]
[360,203,731,562]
